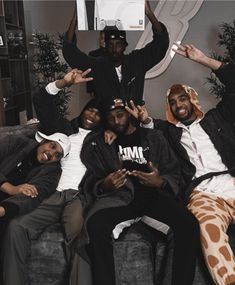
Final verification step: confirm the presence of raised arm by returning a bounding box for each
[125,100,153,127]
[173,43,222,71]
[174,43,235,123]
[145,0,164,33]
[55,68,93,89]
[33,69,93,135]
[66,6,77,44]
[63,8,96,70]
[131,0,169,73]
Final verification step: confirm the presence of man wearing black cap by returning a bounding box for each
[1,69,101,285]
[78,97,200,285]
[63,0,169,105]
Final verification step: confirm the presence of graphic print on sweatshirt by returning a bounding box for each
[118,145,147,165]
[116,128,148,173]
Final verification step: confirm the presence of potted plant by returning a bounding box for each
[31,32,71,117]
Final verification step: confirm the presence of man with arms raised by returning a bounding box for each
[63,0,169,104]
[129,44,235,285]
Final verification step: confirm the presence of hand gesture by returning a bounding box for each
[172,43,206,63]
[104,129,117,145]
[102,169,128,192]
[125,100,150,124]
[63,68,93,86]
[129,162,164,188]
[14,184,38,198]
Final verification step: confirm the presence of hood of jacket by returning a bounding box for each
[70,98,102,132]
[166,84,204,125]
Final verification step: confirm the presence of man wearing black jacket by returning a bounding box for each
[128,45,235,285]
[63,0,169,104]
[0,131,70,233]
[78,98,200,285]
[0,69,101,285]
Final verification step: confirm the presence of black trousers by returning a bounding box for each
[86,189,200,285]
[0,192,19,237]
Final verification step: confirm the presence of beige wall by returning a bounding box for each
[23,0,235,120]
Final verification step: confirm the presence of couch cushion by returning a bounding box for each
[27,223,68,285]
[114,221,166,285]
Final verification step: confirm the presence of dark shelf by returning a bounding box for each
[0,0,32,126]
[8,58,27,62]
[0,55,8,59]
[5,22,23,29]
[5,105,17,111]
[13,90,30,96]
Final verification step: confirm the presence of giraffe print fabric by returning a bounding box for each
[188,191,235,285]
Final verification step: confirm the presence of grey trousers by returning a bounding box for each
[1,189,84,285]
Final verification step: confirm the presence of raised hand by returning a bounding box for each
[125,100,151,124]
[129,161,164,188]
[173,43,222,70]
[64,68,93,85]
[102,169,128,192]
[172,43,206,62]
[56,68,93,89]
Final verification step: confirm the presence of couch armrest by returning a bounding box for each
[0,123,39,140]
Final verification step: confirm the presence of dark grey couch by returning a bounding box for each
[1,124,235,285]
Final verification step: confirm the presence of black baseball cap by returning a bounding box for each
[102,98,127,115]
[104,30,128,46]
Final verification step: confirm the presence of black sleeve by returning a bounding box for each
[129,23,169,72]
[214,60,235,88]
[26,162,61,201]
[0,157,61,216]
[62,33,96,72]
[0,195,39,217]
[33,87,74,135]
[149,130,181,197]
[215,61,235,123]
[0,136,32,186]
[86,50,95,93]
[80,132,121,198]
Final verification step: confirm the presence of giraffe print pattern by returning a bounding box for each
[188,191,235,285]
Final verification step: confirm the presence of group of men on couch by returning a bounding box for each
[1,1,235,285]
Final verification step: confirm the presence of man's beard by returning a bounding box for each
[109,122,129,135]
